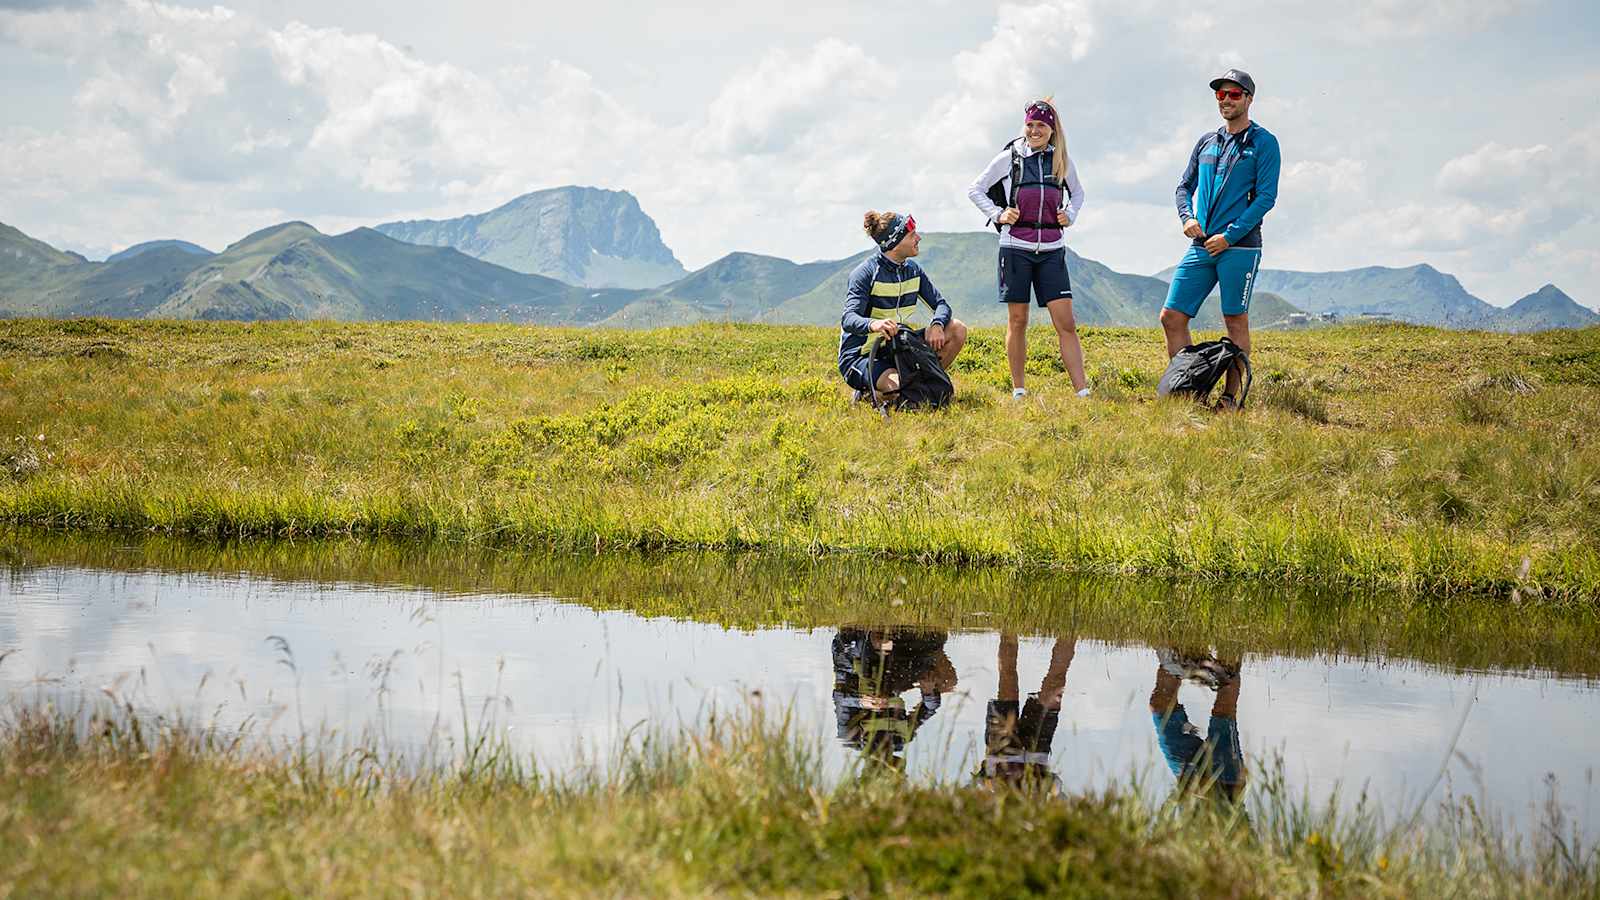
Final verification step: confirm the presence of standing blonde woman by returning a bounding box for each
[967,98,1088,399]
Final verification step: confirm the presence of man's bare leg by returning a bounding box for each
[1221,312,1250,400]
[1159,307,1194,360]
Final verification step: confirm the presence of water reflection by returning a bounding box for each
[2,551,1598,843]
[975,635,1071,794]
[1151,648,1246,804]
[832,628,955,768]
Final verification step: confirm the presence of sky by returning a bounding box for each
[1,0,1597,308]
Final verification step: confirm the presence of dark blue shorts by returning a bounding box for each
[1153,704,1244,789]
[843,354,896,392]
[999,247,1073,307]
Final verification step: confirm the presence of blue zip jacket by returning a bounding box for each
[1175,122,1280,248]
[837,252,953,375]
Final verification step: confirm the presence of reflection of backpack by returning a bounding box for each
[1156,337,1252,406]
[982,141,1075,232]
[869,330,954,415]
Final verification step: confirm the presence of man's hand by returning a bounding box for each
[1203,234,1230,256]
[1056,209,1072,227]
[871,319,900,339]
[997,208,1020,226]
[926,323,946,351]
[1182,218,1204,240]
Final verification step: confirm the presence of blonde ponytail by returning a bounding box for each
[1041,96,1069,184]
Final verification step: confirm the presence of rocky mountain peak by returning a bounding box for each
[374,186,687,289]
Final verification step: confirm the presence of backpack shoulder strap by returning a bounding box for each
[1007,142,1022,210]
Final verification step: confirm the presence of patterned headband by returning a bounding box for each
[875,214,916,252]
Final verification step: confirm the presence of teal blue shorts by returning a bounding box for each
[1163,245,1261,318]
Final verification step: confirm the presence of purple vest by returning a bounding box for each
[1009,146,1065,245]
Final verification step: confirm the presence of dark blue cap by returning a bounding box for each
[1209,68,1256,96]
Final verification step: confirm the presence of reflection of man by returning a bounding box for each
[976,635,1074,792]
[832,627,957,767]
[1149,648,1246,802]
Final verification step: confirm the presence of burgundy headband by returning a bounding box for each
[1025,101,1056,130]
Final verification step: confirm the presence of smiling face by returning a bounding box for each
[1024,119,1053,149]
[896,229,922,258]
[1215,81,1253,123]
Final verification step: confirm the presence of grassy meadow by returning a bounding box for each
[2,702,1594,899]
[3,318,1599,601]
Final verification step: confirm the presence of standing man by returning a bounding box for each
[1159,69,1281,411]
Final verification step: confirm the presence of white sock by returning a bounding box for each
[1076,387,1091,398]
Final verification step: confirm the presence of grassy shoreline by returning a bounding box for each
[4,319,1599,601]
[2,703,1593,898]
[9,528,1600,678]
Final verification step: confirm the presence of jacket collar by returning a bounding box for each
[875,250,913,270]
[1215,121,1258,144]
[1013,137,1051,158]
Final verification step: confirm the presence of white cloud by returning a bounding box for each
[1336,0,1538,38]
[699,39,890,156]
[927,0,1097,162]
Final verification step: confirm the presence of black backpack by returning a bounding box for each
[982,141,1075,232]
[869,329,954,416]
[1156,337,1252,406]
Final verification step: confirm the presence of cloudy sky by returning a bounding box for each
[2,0,1596,307]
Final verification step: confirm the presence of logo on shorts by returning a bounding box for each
[1241,267,1255,311]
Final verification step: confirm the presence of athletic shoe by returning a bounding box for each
[1075,387,1091,399]
[1157,647,1233,690]
[1012,387,1028,399]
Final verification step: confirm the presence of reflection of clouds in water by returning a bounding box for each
[1,566,1596,840]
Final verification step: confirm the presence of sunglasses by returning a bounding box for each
[903,215,916,234]
[1215,88,1247,100]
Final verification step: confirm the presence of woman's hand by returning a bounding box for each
[997,208,1020,226]
[1056,209,1072,227]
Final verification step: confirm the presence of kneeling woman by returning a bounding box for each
[838,210,968,399]
[967,98,1088,398]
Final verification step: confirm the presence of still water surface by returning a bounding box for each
[3,561,1598,840]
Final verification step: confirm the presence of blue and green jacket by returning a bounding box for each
[837,252,953,375]
[1175,122,1280,249]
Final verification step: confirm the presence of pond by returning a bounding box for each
[3,531,1598,842]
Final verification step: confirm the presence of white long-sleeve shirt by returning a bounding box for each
[967,138,1085,252]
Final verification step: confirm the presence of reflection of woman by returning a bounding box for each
[976,634,1074,791]
[831,628,957,767]
[967,98,1089,399]
[1149,648,1246,802]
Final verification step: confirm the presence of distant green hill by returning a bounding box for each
[105,240,213,263]
[151,223,639,323]
[599,252,852,326]
[0,220,641,323]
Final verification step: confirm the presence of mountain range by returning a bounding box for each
[1154,261,1598,331]
[2,188,1593,332]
